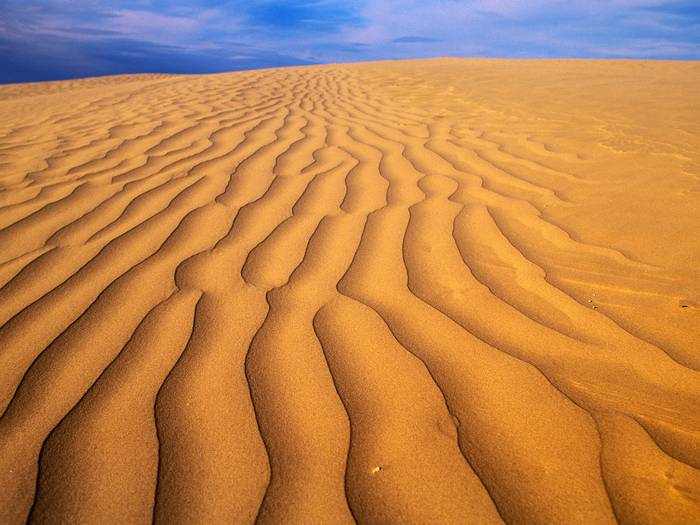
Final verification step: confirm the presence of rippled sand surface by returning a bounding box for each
[0,59,699,524]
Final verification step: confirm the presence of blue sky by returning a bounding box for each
[1,0,699,83]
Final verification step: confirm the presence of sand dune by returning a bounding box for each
[0,58,699,524]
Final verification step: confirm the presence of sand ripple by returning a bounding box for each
[0,59,699,524]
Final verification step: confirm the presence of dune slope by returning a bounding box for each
[0,59,699,524]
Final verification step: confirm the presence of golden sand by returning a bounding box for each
[0,59,698,524]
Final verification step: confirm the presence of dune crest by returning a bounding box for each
[0,59,699,524]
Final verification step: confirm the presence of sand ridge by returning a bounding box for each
[0,58,699,524]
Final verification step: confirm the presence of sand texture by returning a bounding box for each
[0,59,699,524]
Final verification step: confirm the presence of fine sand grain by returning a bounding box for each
[0,59,699,524]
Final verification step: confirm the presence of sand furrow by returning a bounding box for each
[314,296,504,524]
[0,176,229,414]
[245,296,354,524]
[245,210,366,523]
[0,202,234,519]
[337,206,617,524]
[30,289,201,524]
[153,288,270,524]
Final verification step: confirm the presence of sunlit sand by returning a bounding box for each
[0,58,698,524]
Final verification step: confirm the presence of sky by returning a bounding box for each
[1,0,699,83]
